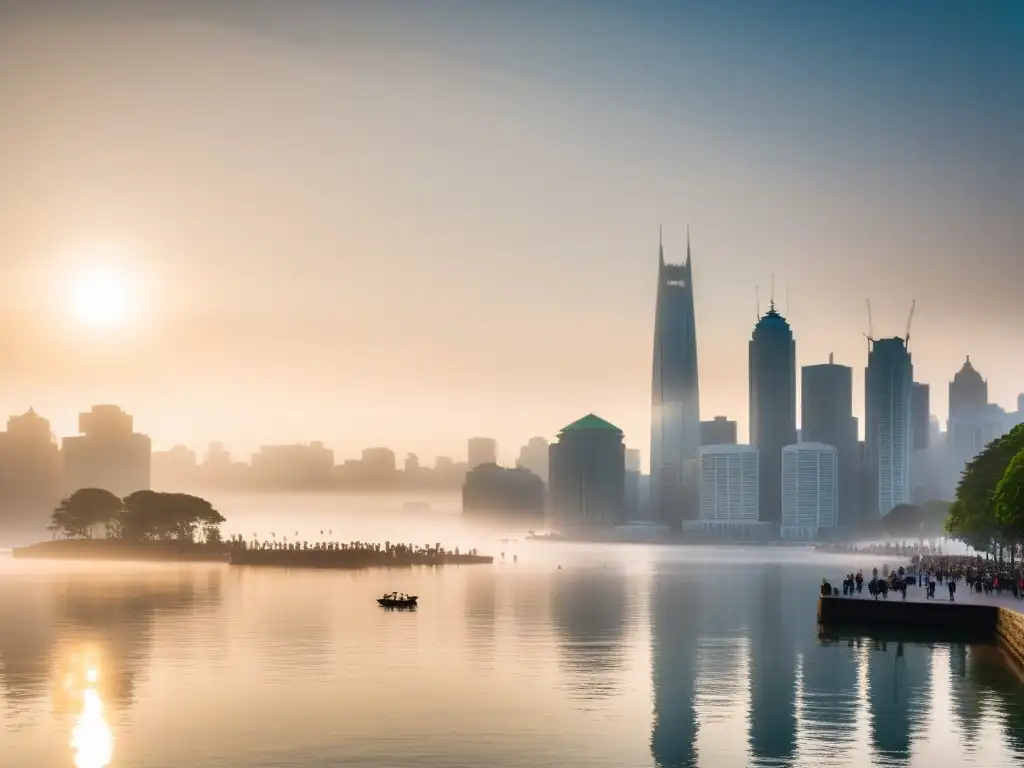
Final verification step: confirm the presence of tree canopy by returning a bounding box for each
[995,449,1024,538]
[50,489,225,544]
[48,488,123,539]
[881,500,952,538]
[946,424,1024,552]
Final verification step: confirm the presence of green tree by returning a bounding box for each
[49,488,123,539]
[117,491,225,543]
[947,424,1024,556]
[995,449,1024,539]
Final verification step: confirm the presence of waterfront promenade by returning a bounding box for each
[818,582,1024,667]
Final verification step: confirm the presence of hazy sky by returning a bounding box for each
[0,0,1021,467]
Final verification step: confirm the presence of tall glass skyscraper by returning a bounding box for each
[650,230,701,530]
[749,303,797,529]
[865,337,913,517]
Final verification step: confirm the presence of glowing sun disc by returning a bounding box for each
[71,270,131,329]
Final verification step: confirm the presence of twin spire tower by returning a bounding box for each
[650,227,701,529]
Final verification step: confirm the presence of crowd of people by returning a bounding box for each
[911,554,1024,598]
[825,553,1024,602]
[816,541,940,556]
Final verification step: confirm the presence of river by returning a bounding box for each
[1,493,1023,767]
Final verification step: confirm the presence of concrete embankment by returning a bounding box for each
[818,595,1024,668]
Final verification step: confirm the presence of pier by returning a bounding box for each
[818,591,1024,666]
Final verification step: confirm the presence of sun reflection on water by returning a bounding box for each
[70,666,114,768]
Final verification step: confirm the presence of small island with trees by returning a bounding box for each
[12,487,494,569]
[12,488,230,562]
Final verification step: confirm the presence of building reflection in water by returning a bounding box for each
[798,627,860,763]
[463,569,497,663]
[649,568,699,768]
[747,565,797,765]
[549,566,627,704]
[866,637,931,763]
[948,643,983,749]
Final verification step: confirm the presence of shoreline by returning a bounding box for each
[228,550,493,569]
[11,540,230,563]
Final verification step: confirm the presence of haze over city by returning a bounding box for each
[1,0,1021,468]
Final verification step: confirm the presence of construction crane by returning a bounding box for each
[904,300,916,346]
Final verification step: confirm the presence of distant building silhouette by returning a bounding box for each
[700,416,737,446]
[200,441,249,489]
[749,303,797,531]
[467,437,498,469]
[945,357,1008,478]
[0,409,61,528]
[251,442,334,490]
[462,463,544,517]
[650,229,701,531]
[152,445,198,490]
[801,355,858,528]
[949,356,988,422]
[61,406,151,498]
[781,443,837,540]
[865,338,913,517]
[516,437,550,484]
[549,414,626,533]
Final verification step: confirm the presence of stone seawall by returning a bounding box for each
[996,608,1024,667]
[817,595,999,632]
[818,596,1024,670]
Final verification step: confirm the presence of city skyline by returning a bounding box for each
[1,2,1021,466]
[2,341,1023,472]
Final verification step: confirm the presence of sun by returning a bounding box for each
[71,269,131,329]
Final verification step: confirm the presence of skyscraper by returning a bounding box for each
[801,355,858,528]
[865,337,913,517]
[749,303,797,530]
[650,229,700,530]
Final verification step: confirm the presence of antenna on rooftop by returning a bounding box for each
[770,274,776,310]
[755,286,761,319]
[865,298,875,344]
[905,300,916,347]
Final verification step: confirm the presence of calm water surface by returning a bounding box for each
[2,494,1024,767]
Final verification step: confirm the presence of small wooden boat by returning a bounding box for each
[377,593,418,608]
